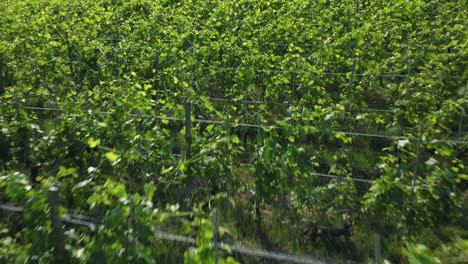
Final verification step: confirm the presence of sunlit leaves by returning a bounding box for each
[0,0,466,262]
[87,137,101,148]
[105,152,119,162]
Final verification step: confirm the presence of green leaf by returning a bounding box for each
[87,137,101,148]
[58,166,77,177]
[105,152,119,162]
[108,184,127,197]
[144,183,156,201]
[232,135,241,144]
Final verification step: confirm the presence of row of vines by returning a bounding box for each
[0,0,467,263]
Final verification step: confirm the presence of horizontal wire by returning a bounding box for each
[208,97,266,105]
[155,230,196,244]
[170,154,373,184]
[61,216,95,227]
[5,37,463,51]
[226,243,331,264]
[4,105,467,144]
[1,37,466,79]
[203,66,468,79]
[310,173,373,184]
[65,212,96,222]
[0,204,25,213]
[0,203,334,264]
[206,96,397,115]
[2,54,466,79]
[237,163,373,184]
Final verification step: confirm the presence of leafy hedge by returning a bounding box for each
[0,0,466,263]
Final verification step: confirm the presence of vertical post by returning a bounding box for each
[347,33,353,58]
[412,122,422,192]
[49,187,66,263]
[346,7,353,58]
[291,71,296,99]
[184,101,193,206]
[455,112,465,155]
[212,208,219,263]
[348,58,357,102]
[407,41,411,80]
[375,233,382,264]
[115,12,120,39]
[130,195,137,261]
[346,58,357,119]
[456,83,467,154]
[257,110,262,135]
[255,111,263,236]
[14,87,20,116]
[184,101,192,159]
[225,104,231,134]
[53,89,59,117]
[456,112,464,144]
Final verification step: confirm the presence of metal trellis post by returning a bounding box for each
[131,195,137,261]
[292,71,296,99]
[184,101,193,205]
[411,122,423,192]
[49,187,66,263]
[213,208,219,263]
[185,101,192,158]
[375,233,382,264]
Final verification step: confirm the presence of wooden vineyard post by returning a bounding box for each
[49,187,66,263]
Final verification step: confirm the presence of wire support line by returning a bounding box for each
[16,106,184,122]
[237,163,374,184]
[206,95,398,115]
[203,66,468,79]
[0,203,334,264]
[155,231,196,244]
[2,54,467,79]
[358,108,396,113]
[65,212,97,222]
[310,172,373,184]
[170,153,374,184]
[226,244,331,264]
[61,215,96,227]
[3,38,466,55]
[330,130,406,140]
[207,97,266,105]
[5,105,468,144]
[0,204,25,213]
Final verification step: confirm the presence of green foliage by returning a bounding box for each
[404,237,468,264]
[0,0,466,262]
[184,217,239,264]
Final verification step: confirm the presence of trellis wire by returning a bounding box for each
[0,203,335,264]
[202,66,468,79]
[3,105,467,145]
[1,55,467,79]
[3,38,465,55]
[207,96,397,116]
[6,104,464,185]
[168,153,373,184]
